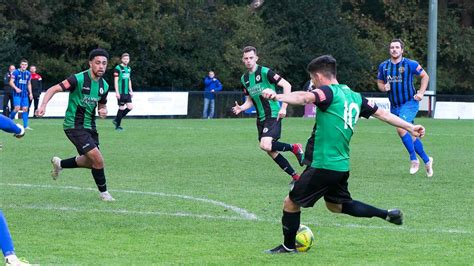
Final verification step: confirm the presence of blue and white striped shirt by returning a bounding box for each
[11,69,31,98]
[377,58,424,108]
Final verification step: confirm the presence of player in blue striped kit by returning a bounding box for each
[377,39,433,177]
[9,59,33,130]
[1,115,29,265]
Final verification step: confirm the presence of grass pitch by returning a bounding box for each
[0,117,472,265]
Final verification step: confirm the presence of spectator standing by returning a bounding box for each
[29,65,43,117]
[202,71,222,119]
[2,65,15,117]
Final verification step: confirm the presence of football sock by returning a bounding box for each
[122,108,131,118]
[61,157,78,168]
[115,109,124,126]
[413,138,430,164]
[342,200,388,219]
[91,168,107,192]
[9,111,17,120]
[273,154,296,176]
[271,141,292,152]
[22,111,28,128]
[0,115,21,134]
[282,210,300,249]
[401,133,417,161]
[0,210,15,257]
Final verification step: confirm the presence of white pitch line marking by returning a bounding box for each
[0,183,258,220]
[4,204,253,221]
[2,183,472,235]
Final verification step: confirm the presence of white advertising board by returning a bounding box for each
[37,92,188,117]
[434,102,474,119]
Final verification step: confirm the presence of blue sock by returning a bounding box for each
[0,115,21,134]
[0,210,15,257]
[9,111,17,120]
[414,138,430,163]
[401,133,417,161]
[22,111,28,128]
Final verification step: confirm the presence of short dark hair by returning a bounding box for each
[390,38,404,49]
[242,46,257,54]
[89,48,109,61]
[121,53,129,58]
[306,55,337,78]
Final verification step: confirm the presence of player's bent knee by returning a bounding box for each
[259,143,272,151]
[325,201,342,213]
[284,196,300,212]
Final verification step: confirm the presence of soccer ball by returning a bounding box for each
[295,224,315,252]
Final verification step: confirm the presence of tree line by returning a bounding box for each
[1,0,472,94]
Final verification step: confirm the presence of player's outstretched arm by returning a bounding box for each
[262,89,315,106]
[36,84,63,117]
[372,108,425,137]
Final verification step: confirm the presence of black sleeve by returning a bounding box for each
[359,96,379,118]
[267,69,283,84]
[98,90,108,105]
[310,86,334,112]
[59,75,77,92]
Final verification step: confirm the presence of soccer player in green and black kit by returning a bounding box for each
[232,46,303,183]
[262,55,426,254]
[36,48,115,201]
[113,53,133,131]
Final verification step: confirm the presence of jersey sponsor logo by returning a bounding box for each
[81,95,100,106]
[18,79,28,85]
[121,73,130,79]
[246,84,267,97]
[386,75,402,83]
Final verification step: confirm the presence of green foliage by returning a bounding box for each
[0,1,472,93]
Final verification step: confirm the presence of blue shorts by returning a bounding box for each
[13,95,29,108]
[390,100,419,123]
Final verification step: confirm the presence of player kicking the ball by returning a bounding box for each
[263,55,425,254]
[36,48,115,201]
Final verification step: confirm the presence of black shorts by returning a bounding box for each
[256,118,281,141]
[289,167,352,208]
[118,94,132,105]
[64,128,99,155]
